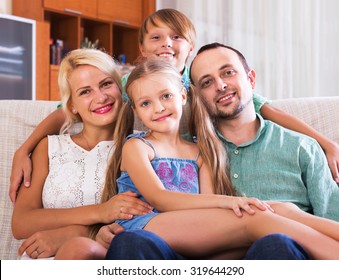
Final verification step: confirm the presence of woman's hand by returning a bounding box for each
[225,196,275,217]
[18,225,89,259]
[9,147,32,203]
[99,191,154,224]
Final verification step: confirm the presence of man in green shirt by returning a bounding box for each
[189,43,339,222]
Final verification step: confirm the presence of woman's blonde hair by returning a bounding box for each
[58,48,122,134]
[139,8,196,49]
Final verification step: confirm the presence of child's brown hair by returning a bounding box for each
[139,8,196,51]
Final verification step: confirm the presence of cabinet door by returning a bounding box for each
[49,65,60,101]
[44,0,97,18]
[36,21,50,100]
[98,0,143,27]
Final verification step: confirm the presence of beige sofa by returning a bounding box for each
[1,97,339,260]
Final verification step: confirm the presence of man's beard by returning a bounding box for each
[201,95,252,122]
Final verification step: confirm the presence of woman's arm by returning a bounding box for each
[9,109,66,202]
[261,104,339,182]
[18,225,90,258]
[12,137,153,239]
[122,139,270,216]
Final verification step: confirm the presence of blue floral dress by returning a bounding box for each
[115,132,200,229]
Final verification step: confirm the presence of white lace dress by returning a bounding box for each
[42,134,114,208]
[21,134,114,260]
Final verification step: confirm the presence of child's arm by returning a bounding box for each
[122,139,271,217]
[260,104,339,183]
[95,223,125,249]
[9,109,66,203]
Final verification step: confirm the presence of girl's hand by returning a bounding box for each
[100,191,154,223]
[229,197,274,217]
[9,148,32,203]
[95,223,125,249]
[323,141,339,183]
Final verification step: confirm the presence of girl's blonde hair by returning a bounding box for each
[101,58,235,206]
[101,58,183,202]
[58,48,122,134]
[139,8,196,49]
[188,86,236,196]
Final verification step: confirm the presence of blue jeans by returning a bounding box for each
[105,230,310,260]
[244,233,310,260]
[105,230,184,260]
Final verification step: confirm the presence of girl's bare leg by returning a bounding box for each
[144,208,339,260]
[55,236,106,260]
[269,202,339,241]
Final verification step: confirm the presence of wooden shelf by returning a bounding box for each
[49,65,60,101]
[13,0,155,100]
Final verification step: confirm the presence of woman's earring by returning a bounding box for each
[72,108,77,114]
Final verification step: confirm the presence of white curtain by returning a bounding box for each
[157,0,339,100]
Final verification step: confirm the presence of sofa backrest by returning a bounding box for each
[271,96,339,144]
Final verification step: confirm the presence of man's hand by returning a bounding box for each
[95,223,125,249]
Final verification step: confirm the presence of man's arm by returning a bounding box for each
[261,104,339,182]
[300,138,339,222]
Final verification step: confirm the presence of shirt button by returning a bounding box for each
[234,150,239,155]
[233,173,239,179]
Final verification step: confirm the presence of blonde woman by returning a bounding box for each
[11,49,151,259]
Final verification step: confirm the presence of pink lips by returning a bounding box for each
[93,104,113,114]
[153,114,171,121]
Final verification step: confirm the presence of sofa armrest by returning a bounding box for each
[0,100,60,260]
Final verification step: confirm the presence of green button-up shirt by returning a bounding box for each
[217,114,339,221]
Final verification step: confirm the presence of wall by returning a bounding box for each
[157,0,339,100]
[0,0,12,14]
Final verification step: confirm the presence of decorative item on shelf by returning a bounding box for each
[80,37,99,49]
[115,54,135,77]
[50,38,64,65]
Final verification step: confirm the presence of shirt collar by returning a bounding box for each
[216,113,266,147]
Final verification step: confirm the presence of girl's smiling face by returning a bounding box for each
[129,73,187,133]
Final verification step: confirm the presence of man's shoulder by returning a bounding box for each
[265,120,319,147]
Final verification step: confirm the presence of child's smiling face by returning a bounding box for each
[139,18,194,74]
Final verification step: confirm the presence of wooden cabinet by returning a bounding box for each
[13,0,155,100]
[98,0,143,27]
[49,65,61,101]
[44,0,98,19]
